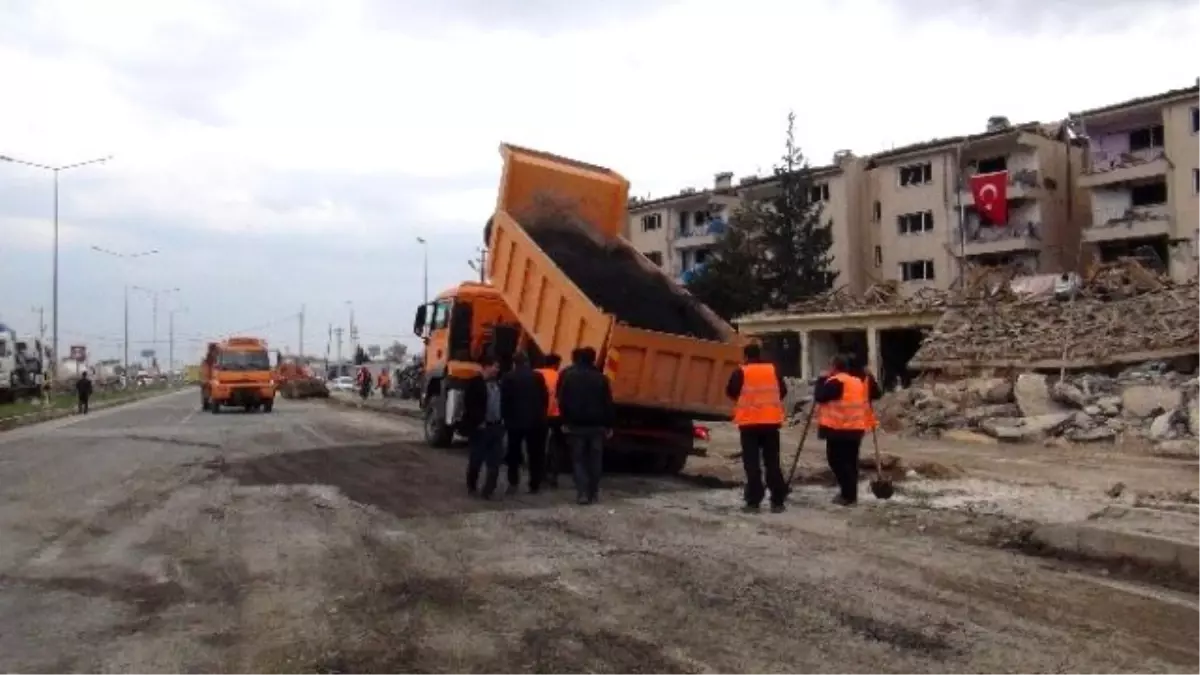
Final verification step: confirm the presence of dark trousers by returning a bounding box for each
[739,426,787,507]
[545,421,566,487]
[77,395,90,414]
[467,423,505,496]
[506,426,548,490]
[825,435,863,503]
[567,430,605,501]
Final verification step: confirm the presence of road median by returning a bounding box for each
[0,385,184,432]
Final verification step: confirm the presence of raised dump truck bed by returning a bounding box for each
[487,144,744,421]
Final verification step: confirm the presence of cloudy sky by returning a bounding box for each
[1,0,1195,365]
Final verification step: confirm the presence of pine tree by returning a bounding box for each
[755,111,838,309]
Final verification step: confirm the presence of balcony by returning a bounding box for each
[958,168,1044,207]
[673,216,726,249]
[961,221,1043,257]
[1083,203,1171,243]
[1078,147,1169,188]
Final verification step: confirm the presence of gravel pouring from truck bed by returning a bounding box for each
[520,200,722,341]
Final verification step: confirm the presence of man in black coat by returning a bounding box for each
[556,346,615,505]
[76,372,94,414]
[463,357,505,498]
[500,352,550,494]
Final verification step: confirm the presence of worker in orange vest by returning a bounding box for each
[726,343,789,513]
[535,353,565,488]
[377,368,392,398]
[813,353,882,506]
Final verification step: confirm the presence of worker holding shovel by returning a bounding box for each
[812,353,882,506]
[726,343,789,513]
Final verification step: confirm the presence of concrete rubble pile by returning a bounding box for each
[783,280,952,315]
[910,261,1200,367]
[877,363,1200,451]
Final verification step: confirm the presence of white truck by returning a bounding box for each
[0,323,50,403]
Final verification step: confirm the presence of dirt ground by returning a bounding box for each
[1,391,1197,673]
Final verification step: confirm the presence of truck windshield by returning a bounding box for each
[217,350,271,371]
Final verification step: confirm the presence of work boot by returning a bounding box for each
[576,493,590,505]
[769,503,786,514]
[506,483,518,496]
[832,495,856,507]
[741,504,761,513]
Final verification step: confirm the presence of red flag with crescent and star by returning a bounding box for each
[969,171,1008,226]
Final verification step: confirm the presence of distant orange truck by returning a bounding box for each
[413,144,745,474]
[200,337,276,413]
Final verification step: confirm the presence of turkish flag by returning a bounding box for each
[969,171,1008,226]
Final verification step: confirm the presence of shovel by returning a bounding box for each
[867,425,895,500]
[784,402,816,486]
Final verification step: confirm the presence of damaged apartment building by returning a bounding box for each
[1073,84,1199,282]
[628,119,1083,387]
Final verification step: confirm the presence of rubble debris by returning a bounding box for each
[519,196,722,341]
[911,261,1199,369]
[877,362,1200,445]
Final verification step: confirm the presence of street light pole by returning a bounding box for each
[132,286,180,370]
[416,237,429,304]
[90,246,157,377]
[168,306,188,376]
[2,153,112,378]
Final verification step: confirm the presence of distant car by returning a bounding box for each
[330,376,356,392]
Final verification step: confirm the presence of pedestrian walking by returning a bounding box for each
[556,347,614,505]
[535,353,566,488]
[465,357,506,499]
[76,371,94,414]
[500,352,550,494]
[726,343,788,513]
[813,353,882,506]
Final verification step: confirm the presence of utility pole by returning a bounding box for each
[334,327,344,366]
[468,247,487,282]
[325,323,332,372]
[89,246,156,378]
[169,311,174,375]
[298,304,306,359]
[416,236,429,304]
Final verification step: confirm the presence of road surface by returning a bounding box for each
[0,390,1196,673]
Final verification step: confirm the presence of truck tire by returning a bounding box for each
[662,452,688,475]
[201,396,210,411]
[211,401,221,414]
[424,394,454,448]
[263,400,274,413]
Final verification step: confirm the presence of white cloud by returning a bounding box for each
[1,0,1196,358]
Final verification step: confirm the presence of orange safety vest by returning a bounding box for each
[816,372,877,431]
[732,363,785,427]
[536,367,560,418]
[377,370,390,386]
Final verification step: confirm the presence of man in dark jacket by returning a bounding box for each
[76,372,94,414]
[813,353,882,506]
[725,343,789,512]
[556,346,614,505]
[464,357,505,499]
[500,352,550,494]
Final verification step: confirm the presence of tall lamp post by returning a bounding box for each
[167,305,188,377]
[1,153,112,376]
[90,246,158,377]
[416,236,429,305]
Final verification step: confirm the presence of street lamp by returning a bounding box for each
[167,305,188,376]
[1,153,112,377]
[91,246,158,377]
[131,285,180,369]
[416,236,429,305]
[345,300,355,356]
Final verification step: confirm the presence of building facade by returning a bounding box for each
[1074,85,1199,282]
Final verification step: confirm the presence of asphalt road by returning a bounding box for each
[0,390,1196,673]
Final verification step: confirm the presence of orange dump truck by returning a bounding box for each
[200,337,276,414]
[412,144,745,473]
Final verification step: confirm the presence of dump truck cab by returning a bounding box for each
[413,282,527,446]
[200,337,276,414]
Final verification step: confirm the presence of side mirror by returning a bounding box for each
[413,304,428,336]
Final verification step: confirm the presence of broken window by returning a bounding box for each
[678,211,690,232]
[897,210,934,235]
[1130,181,1167,207]
[1191,107,1199,134]
[900,260,935,282]
[1193,169,1199,195]
[694,248,712,265]
[640,214,662,231]
[898,162,933,187]
[975,156,1008,174]
[872,200,881,222]
[873,246,882,267]
[1128,124,1165,151]
[644,251,663,266]
[808,183,830,202]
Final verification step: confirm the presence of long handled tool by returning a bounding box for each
[867,410,895,500]
[784,401,817,486]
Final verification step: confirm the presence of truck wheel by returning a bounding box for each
[211,401,221,414]
[424,395,454,448]
[201,396,210,411]
[662,452,689,475]
[263,401,274,413]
